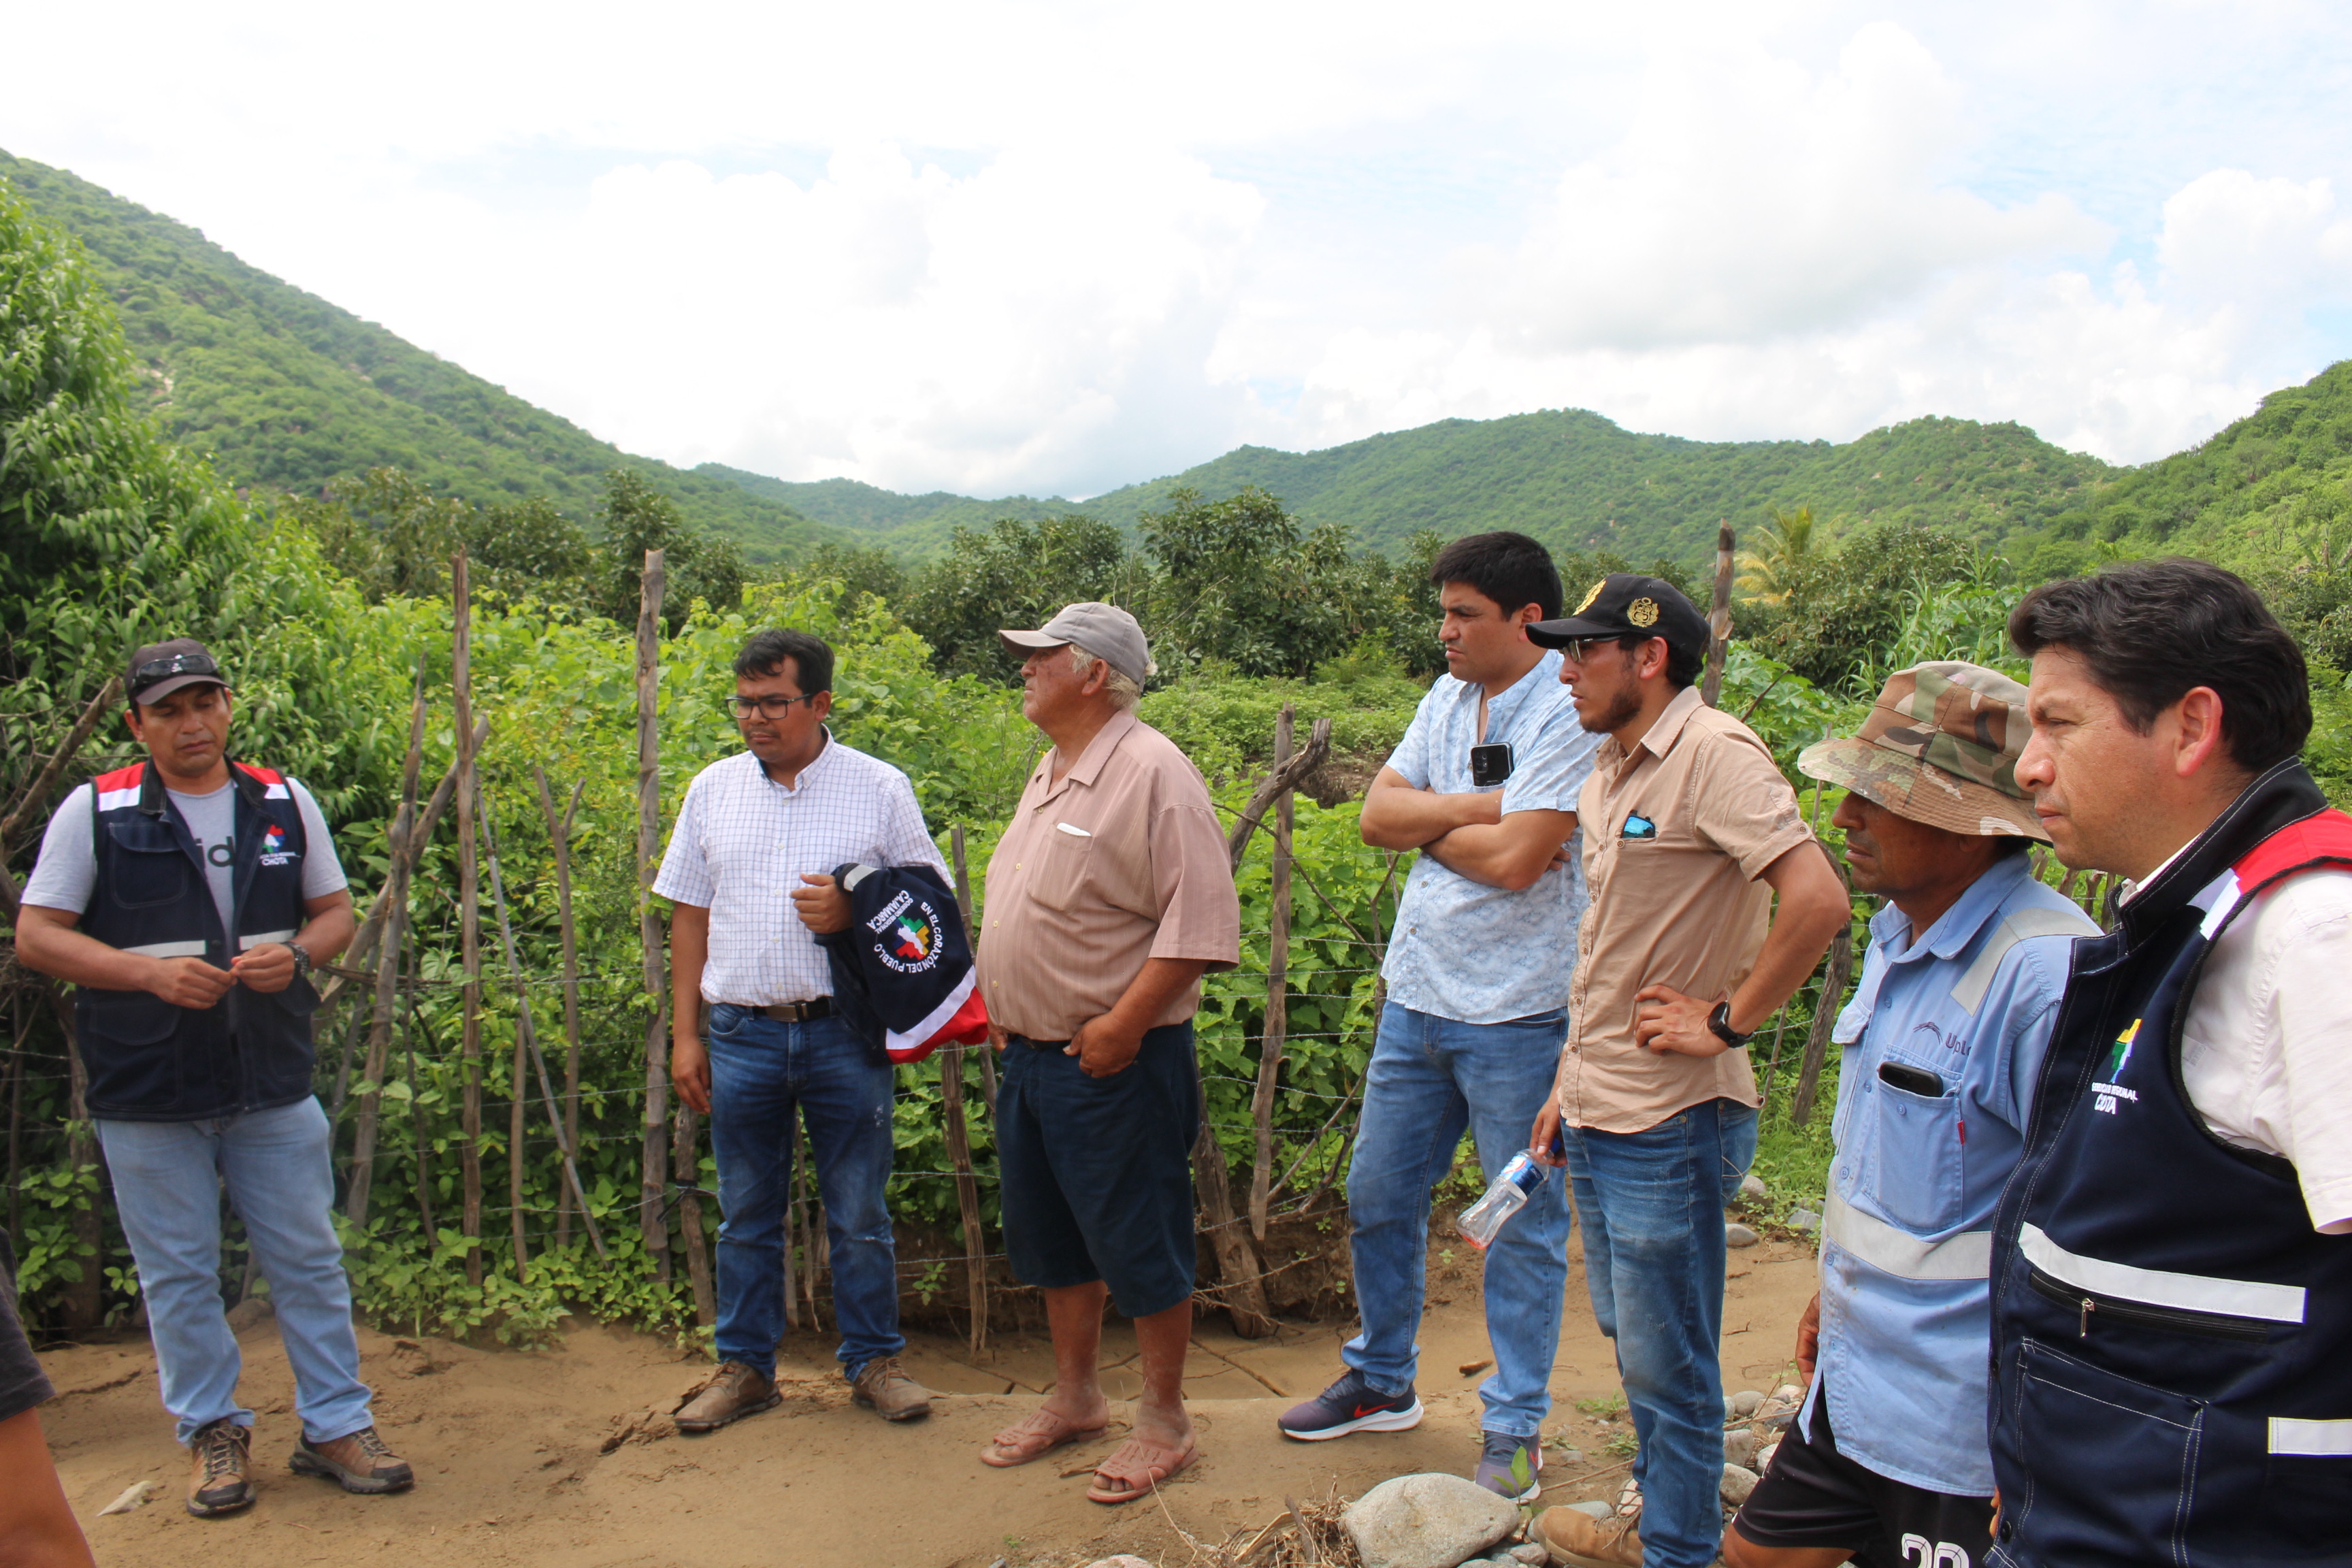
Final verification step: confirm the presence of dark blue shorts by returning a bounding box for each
[996,1020,1200,1318]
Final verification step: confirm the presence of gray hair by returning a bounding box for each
[1068,644,1143,711]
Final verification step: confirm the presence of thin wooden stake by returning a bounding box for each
[345,662,427,1227]
[406,935,434,1238]
[936,841,990,1352]
[1701,521,1735,708]
[948,825,995,1119]
[1248,706,1296,1242]
[478,792,608,1260]
[1789,921,1853,1128]
[5,993,24,1245]
[453,550,486,1287]
[636,548,672,1275]
[0,675,124,855]
[674,1092,715,1326]
[533,768,585,1247]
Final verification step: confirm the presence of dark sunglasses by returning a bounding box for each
[129,651,222,689]
[729,693,820,719]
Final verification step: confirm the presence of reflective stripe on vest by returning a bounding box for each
[2020,1222,2307,1324]
[2270,1417,2352,1456]
[1825,1189,1993,1281]
[122,938,210,960]
[238,929,297,949]
[1948,905,2100,1015]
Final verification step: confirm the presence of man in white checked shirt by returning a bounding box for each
[655,629,949,1433]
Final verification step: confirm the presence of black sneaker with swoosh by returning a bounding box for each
[1276,1367,1424,1440]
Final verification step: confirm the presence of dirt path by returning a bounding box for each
[38,1232,1818,1567]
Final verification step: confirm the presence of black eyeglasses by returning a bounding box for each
[729,693,819,719]
[131,651,221,687]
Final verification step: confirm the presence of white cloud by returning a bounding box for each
[7,2,2352,492]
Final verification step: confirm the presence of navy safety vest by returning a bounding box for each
[1988,760,2352,1567]
[76,759,322,1121]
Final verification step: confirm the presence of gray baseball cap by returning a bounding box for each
[998,602,1155,687]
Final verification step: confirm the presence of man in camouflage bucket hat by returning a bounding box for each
[1715,664,2097,1568]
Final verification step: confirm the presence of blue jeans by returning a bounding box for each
[706,1005,902,1379]
[1343,1002,1573,1438]
[97,1097,373,1446]
[1562,1097,1759,1568]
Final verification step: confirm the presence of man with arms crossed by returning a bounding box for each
[659,629,943,1431]
[1521,578,1850,1568]
[975,603,1240,1505]
[16,640,408,1516]
[1275,532,1599,1500]
[1985,561,2352,1566]
[1718,664,2095,1568]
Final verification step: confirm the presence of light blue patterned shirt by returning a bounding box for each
[1379,650,1601,1025]
[1807,853,2097,1494]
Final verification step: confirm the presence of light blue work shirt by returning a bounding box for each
[1379,649,1601,1025]
[1806,852,2097,1495]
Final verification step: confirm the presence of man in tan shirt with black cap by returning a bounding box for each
[973,603,1241,1506]
[1521,577,1850,1568]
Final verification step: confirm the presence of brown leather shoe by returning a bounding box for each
[186,1418,256,1518]
[291,1425,415,1494]
[1537,1505,1646,1567]
[850,1355,933,1422]
[674,1361,781,1433]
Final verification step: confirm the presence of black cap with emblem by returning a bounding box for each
[1526,573,1710,659]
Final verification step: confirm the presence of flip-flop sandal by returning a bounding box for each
[1085,1436,1198,1505]
[979,1408,1107,1468]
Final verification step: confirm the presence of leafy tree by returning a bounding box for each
[595,468,746,632]
[1140,487,1386,679]
[1737,505,1820,604]
[904,514,1136,679]
[1739,522,1985,694]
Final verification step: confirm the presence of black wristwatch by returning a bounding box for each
[287,941,314,980]
[1708,1000,1754,1049]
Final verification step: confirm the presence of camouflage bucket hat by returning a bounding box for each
[1797,661,2046,841]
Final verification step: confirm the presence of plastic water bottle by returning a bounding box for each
[1458,1151,1546,1249]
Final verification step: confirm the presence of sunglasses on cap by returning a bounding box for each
[130,651,223,688]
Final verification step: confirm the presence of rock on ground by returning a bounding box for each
[1724,1426,1759,1467]
[1343,1472,1521,1568]
[1721,1464,1759,1506]
[1740,1173,1769,1201]
[1082,1558,1158,1568]
[1731,1388,1765,1416]
[1725,1222,1760,1247]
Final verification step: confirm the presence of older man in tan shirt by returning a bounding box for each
[973,602,1240,1506]
[1524,574,1850,1568]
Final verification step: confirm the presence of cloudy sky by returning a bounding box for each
[8,1,2352,498]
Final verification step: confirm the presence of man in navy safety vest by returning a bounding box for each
[1717,663,2096,1568]
[16,640,410,1518]
[1987,559,2352,1565]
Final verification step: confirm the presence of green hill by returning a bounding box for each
[710,406,2120,570]
[2023,359,2352,578]
[0,148,836,562]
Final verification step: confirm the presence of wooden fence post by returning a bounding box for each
[636,549,672,1276]
[674,1090,715,1325]
[345,664,427,1228]
[407,934,434,1239]
[1788,919,1853,1128]
[949,824,995,1118]
[934,831,992,1354]
[532,768,586,1247]
[453,550,486,1287]
[1701,522,1735,708]
[1248,705,1296,1242]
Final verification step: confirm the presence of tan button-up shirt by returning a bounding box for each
[978,710,1241,1040]
[1561,684,1816,1134]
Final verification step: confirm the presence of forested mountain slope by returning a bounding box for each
[717,406,2118,567]
[2023,359,2352,577]
[0,149,835,561]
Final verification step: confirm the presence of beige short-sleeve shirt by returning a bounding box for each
[977,710,1241,1040]
[1560,684,1816,1134]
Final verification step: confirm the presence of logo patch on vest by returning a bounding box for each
[259,824,296,867]
[2093,1019,2142,1114]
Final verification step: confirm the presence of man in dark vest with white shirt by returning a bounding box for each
[1987,560,2352,1565]
[16,639,412,1517]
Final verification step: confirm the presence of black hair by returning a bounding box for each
[1995,833,2034,860]
[2008,557,2309,774]
[734,627,835,695]
[1616,633,1703,691]
[1430,532,1563,621]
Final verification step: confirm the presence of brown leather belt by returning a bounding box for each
[755,998,833,1022]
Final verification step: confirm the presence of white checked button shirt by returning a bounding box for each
[653,737,948,1006]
